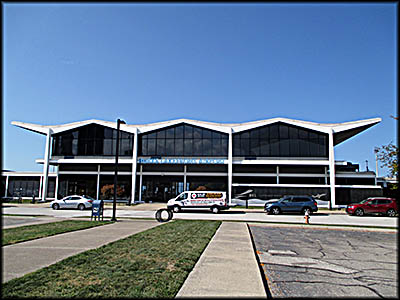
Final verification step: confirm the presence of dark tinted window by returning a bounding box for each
[292,197,311,202]
[52,124,134,157]
[233,122,328,158]
[139,124,228,157]
[378,199,391,205]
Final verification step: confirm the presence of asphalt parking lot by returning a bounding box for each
[249,224,398,298]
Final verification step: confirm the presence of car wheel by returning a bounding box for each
[173,206,181,213]
[78,204,85,211]
[354,208,364,216]
[387,209,396,217]
[52,203,60,210]
[302,207,312,215]
[271,207,281,215]
[211,206,220,214]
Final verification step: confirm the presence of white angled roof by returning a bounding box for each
[12,117,381,145]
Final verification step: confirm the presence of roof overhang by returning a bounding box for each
[331,118,381,145]
[12,117,381,145]
[11,120,137,135]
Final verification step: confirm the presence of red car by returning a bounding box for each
[346,197,398,217]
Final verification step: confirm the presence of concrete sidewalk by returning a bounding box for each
[176,222,266,297]
[2,219,160,282]
[3,218,267,297]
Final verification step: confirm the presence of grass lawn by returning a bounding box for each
[2,220,112,246]
[2,219,221,298]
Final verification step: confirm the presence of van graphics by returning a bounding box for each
[191,193,223,199]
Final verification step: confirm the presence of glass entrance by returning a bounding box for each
[141,176,184,202]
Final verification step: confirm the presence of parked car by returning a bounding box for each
[346,197,397,217]
[50,195,94,210]
[264,195,318,215]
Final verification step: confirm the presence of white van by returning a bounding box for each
[167,191,229,214]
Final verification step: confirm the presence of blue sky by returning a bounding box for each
[3,3,397,176]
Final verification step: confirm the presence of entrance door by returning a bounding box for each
[142,176,184,202]
[67,180,87,196]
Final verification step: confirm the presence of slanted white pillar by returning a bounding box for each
[131,128,138,204]
[41,128,52,202]
[5,175,9,197]
[228,128,233,205]
[328,128,336,208]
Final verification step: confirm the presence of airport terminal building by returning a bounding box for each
[2,117,383,207]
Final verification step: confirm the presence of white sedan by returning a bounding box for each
[50,195,94,210]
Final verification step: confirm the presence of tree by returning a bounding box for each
[374,142,398,179]
[195,186,207,191]
[100,184,125,199]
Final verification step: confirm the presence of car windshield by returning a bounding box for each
[359,199,369,204]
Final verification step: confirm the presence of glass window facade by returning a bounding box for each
[233,122,328,158]
[139,124,228,157]
[58,175,97,199]
[52,124,134,157]
[7,176,41,197]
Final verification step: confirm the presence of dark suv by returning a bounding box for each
[346,197,398,217]
[264,195,318,215]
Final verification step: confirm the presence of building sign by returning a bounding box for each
[137,158,227,164]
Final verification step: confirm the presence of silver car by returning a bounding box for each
[50,195,94,210]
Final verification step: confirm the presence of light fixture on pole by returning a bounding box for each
[111,118,126,222]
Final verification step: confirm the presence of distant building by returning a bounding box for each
[1,117,383,207]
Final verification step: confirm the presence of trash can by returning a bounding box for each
[91,200,104,221]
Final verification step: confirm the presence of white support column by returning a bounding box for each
[328,128,336,208]
[96,164,101,200]
[5,175,9,197]
[276,166,280,184]
[55,166,59,200]
[139,164,143,202]
[184,165,187,191]
[131,128,138,204]
[228,128,233,205]
[41,128,52,202]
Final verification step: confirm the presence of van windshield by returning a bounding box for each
[178,193,188,200]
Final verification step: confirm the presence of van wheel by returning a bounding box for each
[173,206,181,213]
[211,206,220,214]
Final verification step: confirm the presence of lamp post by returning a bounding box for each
[111,118,126,222]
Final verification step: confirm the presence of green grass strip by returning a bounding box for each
[2,219,221,298]
[2,220,112,246]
